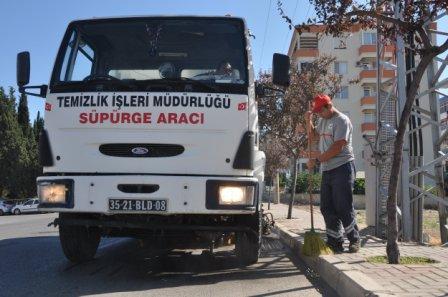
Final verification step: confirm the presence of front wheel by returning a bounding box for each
[14,209,21,215]
[235,212,261,265]
[59,214,101,263]
[0,209,3,216]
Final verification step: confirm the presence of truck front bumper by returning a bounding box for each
[37,175,260,215]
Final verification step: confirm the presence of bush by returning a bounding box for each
[295,173,321,194]
[279,173,287,188]
[353,178,365,195]
[292,175,365,195]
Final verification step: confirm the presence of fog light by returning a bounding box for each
[218,186,254,205]
[38,182,67,204]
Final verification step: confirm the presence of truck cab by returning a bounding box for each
[17,16,289,265]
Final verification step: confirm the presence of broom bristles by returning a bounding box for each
[301,230,333,257]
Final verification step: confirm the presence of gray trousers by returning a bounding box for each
[320,161,359,244]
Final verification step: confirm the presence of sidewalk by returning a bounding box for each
[264,202,448,297]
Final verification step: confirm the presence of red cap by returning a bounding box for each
[312,94,332,113]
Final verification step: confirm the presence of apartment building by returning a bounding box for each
[287,24,437,178]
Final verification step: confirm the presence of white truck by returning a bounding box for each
[16,16,290,264]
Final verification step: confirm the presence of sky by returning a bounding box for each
[0,0,446,121]
[0,0,311,121]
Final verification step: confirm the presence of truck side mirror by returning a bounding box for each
[16,51,47,98]
[272,53,290,87]
[17,52,30,87]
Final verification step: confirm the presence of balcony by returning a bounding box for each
[358,45,394,59]
[292,48,319,58]
[359,69,395,84]
[361,96,376,111]
[361,123,376,133]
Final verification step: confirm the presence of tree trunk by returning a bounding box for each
[287,157,298,219]
[268,177,272,210]
[386,55,433,264]
[275,171,280,204]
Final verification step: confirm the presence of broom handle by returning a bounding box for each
[307,102,315,231]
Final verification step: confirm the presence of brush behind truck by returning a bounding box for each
[17,16,290,264]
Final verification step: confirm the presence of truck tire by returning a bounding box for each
[235,212,261,265]
[59,215,101,263]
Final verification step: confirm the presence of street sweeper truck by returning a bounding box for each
[16,16,290,264]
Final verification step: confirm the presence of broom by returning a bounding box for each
[301,104,332,257]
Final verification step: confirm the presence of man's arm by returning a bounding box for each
[317,139,347,162]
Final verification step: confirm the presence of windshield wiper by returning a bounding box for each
[143,78,220,92]
[178,77,220,92]
[81,78,137,90]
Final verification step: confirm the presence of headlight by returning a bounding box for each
[38,182,67,204]
[218,186,254,205]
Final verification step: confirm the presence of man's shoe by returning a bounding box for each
[349,240,360,253]
[327,242,344,254]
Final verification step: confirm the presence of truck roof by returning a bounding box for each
[69,15,246,25]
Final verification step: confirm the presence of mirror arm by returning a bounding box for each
[18,85,47,98]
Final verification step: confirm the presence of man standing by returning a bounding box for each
[306,94,360,253]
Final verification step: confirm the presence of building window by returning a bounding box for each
[360,61,376,70]
[362,32,377,45]
[364,87,371,97]
[299,36,318,49]
[334,86,349,99]
[301,163,307,172]
[300,62,312,72]
[334,62,348,75]
[364,113,376,123]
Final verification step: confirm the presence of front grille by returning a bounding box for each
[99,143,184,158]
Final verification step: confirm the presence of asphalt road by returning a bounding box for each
[0,213,337,297]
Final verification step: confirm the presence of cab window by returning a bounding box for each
[59,30,95,82]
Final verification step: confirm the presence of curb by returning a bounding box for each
[274,222,395,297]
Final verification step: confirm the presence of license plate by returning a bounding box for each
[108,199,167,212]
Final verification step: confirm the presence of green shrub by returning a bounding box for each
[353,178,365,195]
[279,173,287,187]
[295,173,321,194]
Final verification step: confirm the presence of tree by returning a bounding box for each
[261,136,289,182]
[260,134,289,203]
[257,56,341,219]
[0,87,28,198]
[17,92,39,196]
[18,93,31,136]
[33,111,44,143]
[30,111,45,195]
[0,87,41,199]
[278,0,448,263]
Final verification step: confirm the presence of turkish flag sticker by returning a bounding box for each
[238,102,247,111]
[45,103,52,111]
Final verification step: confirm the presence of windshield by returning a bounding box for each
[51,17,248,94]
